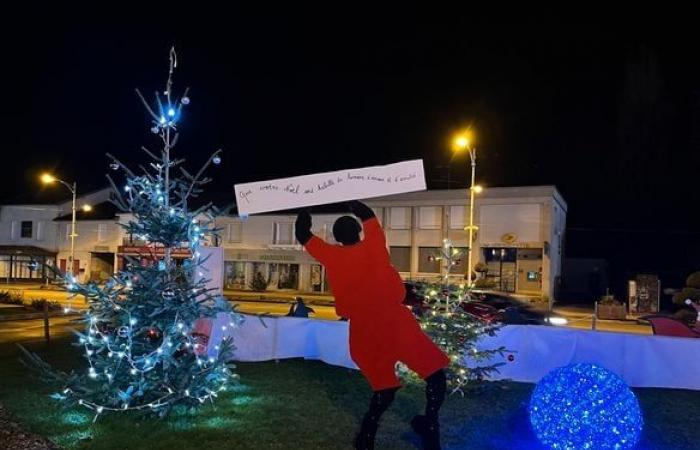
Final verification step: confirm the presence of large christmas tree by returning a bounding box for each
[22,48,242,420]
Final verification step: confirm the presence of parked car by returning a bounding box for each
[461,290,569,326]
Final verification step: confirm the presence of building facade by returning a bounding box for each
[1,186,567,302]
[0,188,115,282]
[216,186,567,301]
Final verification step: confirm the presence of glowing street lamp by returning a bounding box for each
[451,130,482,287]
[40,173,91,275]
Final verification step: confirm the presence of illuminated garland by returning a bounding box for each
[21,48,243,421]
[399,239,507,394]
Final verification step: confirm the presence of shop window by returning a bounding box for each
[269,263,299,289]
[20,221,33,238]
[310,264,324,292]
[224,261,246,290]
[389,207,411,230]
[419,207,442,229]
[390,246,411,272]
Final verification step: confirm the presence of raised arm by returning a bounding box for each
[295,210,313,246]
[296,209,335,266]
[348,200,375,222]
[349,201,388,251]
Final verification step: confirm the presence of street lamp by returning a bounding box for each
[452,130,482,287]
[41,173,91,276]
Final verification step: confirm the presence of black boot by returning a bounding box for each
[354,387,398,450]
[411,369,446,450]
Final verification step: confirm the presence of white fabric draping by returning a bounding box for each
[208,313,700,390]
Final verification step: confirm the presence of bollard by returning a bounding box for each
[592,302,598,331]
[43,300,50,345]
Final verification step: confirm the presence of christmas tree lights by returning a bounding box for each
[403,239,507,394]
[21,48,243,420]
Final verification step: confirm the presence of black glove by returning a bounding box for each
[348,200,375,221]
[295,210,313,245]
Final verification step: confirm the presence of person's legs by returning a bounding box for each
[354,386,399,450]
[410,369,446,450]
[394,314,449,450]
[351,348,402,450]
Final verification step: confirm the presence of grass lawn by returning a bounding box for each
[0,338,698,449]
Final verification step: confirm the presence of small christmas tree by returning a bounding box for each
[402,239,506,395]
[22,48,242,419]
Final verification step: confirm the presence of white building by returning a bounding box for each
[216,186,567,301]
[0,188,115,282]
[1,186,567,302]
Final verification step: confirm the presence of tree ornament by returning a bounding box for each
[110,162,120,171]
[212,155,222,165]
[181,96,190,105]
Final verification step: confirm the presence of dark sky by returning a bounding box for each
[1,15,699,291]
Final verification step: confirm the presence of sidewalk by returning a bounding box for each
[224,290,335,306]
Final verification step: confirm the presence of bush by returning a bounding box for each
[686,271,700,289]
[0,291,24,305]
[672,286,700,306]
[28,299,61,311]
[248,272,269,292]
[474,262,489,273]
[474,278,497,289]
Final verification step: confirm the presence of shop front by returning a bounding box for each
[0,246,57,282]
[481,245,543,295]
[116,245,192,270]
[224,249,325,292]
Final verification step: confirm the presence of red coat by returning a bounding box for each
[306,217,449,390]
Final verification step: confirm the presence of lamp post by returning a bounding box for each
[452,131,482,288]
[41,174,91,276]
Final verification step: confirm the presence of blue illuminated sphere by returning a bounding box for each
[529,363,643,450]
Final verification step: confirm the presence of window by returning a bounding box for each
[35,222,44,241]
[224,261,246,290]
[389,207,411,229]
[449,205,466,230]
[273,222,294,245]
[372,207,383,224]
[20,221,33,238]
[324,223,337,244]
[418,247,441,273]
[97,224,108,242]
[228,222,242,243]
[269,263,299,289]
[390,247,411,272]
[419,207,442,229]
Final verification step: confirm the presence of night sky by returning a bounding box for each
[1,15,699,294]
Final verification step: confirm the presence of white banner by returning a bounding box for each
[234,159,426,215]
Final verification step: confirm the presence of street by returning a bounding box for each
[1,285,653,345]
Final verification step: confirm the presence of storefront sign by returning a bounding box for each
[117,246,192,258]
[234,159,426,215]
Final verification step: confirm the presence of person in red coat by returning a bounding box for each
[296,201,449,450]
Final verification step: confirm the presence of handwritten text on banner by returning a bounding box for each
[234,159,426,215]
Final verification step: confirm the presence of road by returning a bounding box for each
[1,286,653,338]
[0,301,340,345]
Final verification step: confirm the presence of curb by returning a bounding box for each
[0,312,82,322]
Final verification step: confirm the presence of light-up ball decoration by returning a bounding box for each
[529,363,643,450]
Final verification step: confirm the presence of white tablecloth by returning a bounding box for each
[209,314,700,390]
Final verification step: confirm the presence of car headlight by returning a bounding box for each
[546,316,568,326]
